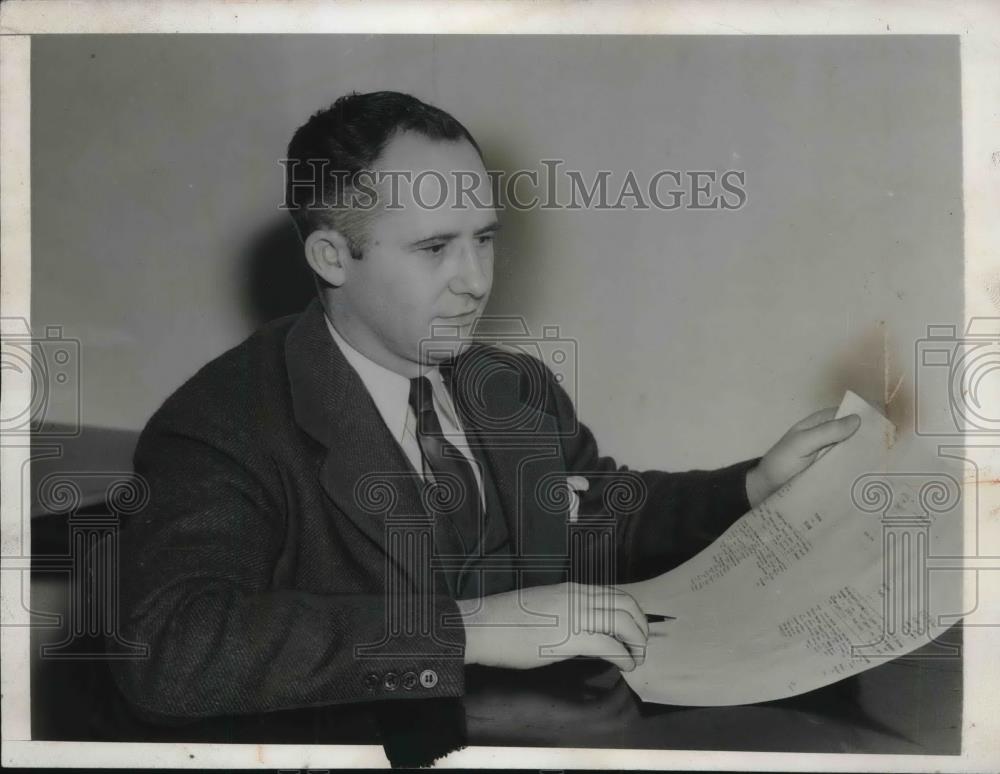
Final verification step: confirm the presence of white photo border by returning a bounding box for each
[2,1,998,770]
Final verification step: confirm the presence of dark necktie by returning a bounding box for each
[408,376,483,595]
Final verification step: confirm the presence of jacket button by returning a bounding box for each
[401,671,418,691]
[419,669,438,689]
[383,671,399,691]
[363,673,379,692]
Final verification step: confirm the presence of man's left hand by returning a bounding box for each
[745,408,861,507]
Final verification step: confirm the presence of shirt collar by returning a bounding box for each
[323,313,459,442]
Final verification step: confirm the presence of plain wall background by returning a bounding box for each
[31,35,962,470]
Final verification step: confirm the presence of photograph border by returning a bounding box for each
[2,1,998,770]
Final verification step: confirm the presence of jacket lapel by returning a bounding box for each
[285,300,426,560]
[450,346,570,587]
[285,305,572,590]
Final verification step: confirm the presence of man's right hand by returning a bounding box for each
[455,582,649,672]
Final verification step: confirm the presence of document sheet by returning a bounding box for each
[620,391,964,706]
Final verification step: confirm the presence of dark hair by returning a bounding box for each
[284,91,483,255]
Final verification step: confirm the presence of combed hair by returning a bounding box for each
[284,91,483,257]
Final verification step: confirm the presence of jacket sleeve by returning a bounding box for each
[109,403,465,723]
[541,362,759,583]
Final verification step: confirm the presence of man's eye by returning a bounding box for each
[477,234,495,246]
[422,243,446,255]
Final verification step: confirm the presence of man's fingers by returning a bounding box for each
[608,607,648,652]
[611,608,648,667]
[794,414,861,456]
[610,587,649,639]
[791,407,838,432]
[583,607,648,666]
[576,633,638,672]
[575,585,650,639]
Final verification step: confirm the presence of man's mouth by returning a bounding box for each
[440,310,479,322]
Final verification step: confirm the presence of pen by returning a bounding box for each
[645,614,676,623]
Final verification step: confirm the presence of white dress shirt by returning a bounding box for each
[324,314,485,507]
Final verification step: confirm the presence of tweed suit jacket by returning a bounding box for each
[109,298,757,722]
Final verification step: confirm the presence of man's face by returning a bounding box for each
[331,132,497,376]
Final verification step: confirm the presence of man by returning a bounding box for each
[110,91,859,753]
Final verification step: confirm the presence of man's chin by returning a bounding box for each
[425,338,471,362]
[420,315,483,361]
[417,330,472,366]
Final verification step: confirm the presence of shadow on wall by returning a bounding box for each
[240,216,316,327]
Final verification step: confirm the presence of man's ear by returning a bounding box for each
[304,229,352,288]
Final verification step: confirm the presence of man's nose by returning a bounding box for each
[450,241,490,297]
